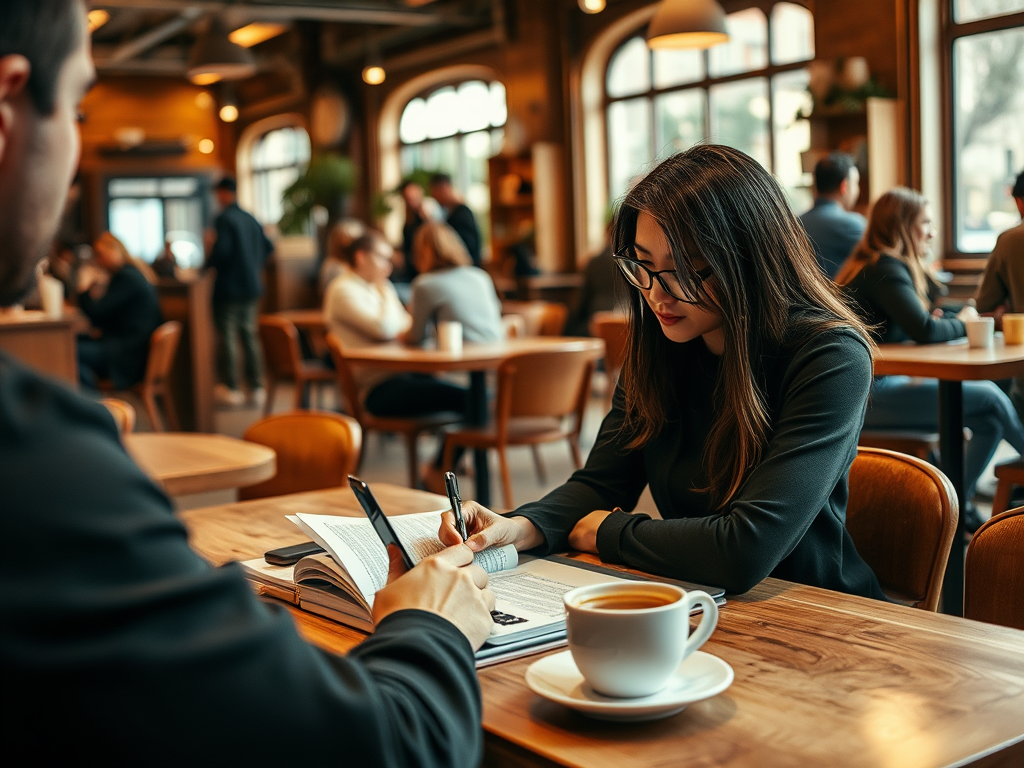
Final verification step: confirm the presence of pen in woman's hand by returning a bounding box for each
[444,471,468,542]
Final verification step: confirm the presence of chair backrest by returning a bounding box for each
[845,447,958,611]
[259,316,303,379]
[100,398,136,434]
[494,343,602,430]
[143,321,182,388]
[325,333,366,422]
[589,311,628,375]
[239,411,362,500]
[965,508,1024,629]
[501,301,568,337]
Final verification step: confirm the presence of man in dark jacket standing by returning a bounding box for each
[430,173,482,266]
[206,176,273,406]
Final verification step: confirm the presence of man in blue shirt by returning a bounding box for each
[800,152,867,278]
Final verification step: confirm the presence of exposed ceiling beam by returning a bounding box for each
[105,7,205,63]
[95,1,472,26]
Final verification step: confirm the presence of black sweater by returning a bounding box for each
[0,352,481,767]
[514,328,886,599]
[843,254,965,344]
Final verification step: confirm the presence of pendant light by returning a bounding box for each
[646,0,729,50]
[362,38,386,86]
[578,0,606,12]
[187,16,257,85]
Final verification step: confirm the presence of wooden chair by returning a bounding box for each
[440,343,602,508]
[239,411,362,501]
[845,447,959,611]
[857,429,938,461]
[989,459,1024,518]
[99,398,136,435]
[99,320,182,432]
[326,333,463,489]
[258,316,335,416]
[964,507,1024,630]
[500,300,568,336]
[589,311,628,408]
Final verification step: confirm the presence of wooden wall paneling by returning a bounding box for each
[156,274,215,432]
[0,314,78,386]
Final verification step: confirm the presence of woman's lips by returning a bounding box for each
[655,311,683,326]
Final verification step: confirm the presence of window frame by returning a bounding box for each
[941,3,1024,259]
[248,125,311,227]
[603,1,814,201]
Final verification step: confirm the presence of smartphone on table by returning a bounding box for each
[264,541,325,566]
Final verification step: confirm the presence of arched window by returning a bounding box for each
[398,80,507,246]
[605,2,814,211]
[249,125,311,225]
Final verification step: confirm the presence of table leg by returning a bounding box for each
[469,371,491,507]
[938,380,965,617]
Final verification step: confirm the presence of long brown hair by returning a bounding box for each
[614,144,870,509]
[413,221,471,271]
[834,187,935,306]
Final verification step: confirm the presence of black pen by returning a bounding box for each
[444,471,468,542]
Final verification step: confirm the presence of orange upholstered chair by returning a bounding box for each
[965,508,1024,630]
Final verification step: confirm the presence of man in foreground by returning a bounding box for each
[800,152,867,278]
[0,2,495,764]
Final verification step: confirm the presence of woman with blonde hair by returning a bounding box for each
[318,218,366,297]
[839,187,1024,530]
[406,221,503,346]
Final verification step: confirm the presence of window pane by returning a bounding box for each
[953,26,1024,252]
[955,0,1024,23]
[653,47,704,89]
[607,36,651,98]
[399,97,428,144]
[770,2,814,65]
[607,97,652,201]
[456,81,492,134]
[709,78,770,168]
[254,166,301,225]
[654,90,705,160]
[708,9,768,78]
[425,87,460,140]
[109,198,164,261]
[489,81,508,127]
[772,69,813,212]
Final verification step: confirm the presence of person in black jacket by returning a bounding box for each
[206,176,273,406]
[76,232,162,389]
[439,145,886,600]
[0,3,495,764]
[430,173,482,266]
[837,187,1024,530]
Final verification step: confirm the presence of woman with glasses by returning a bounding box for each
[437,144,886,599]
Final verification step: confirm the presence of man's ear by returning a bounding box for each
[0,55,32,167]
[837,178,849,198]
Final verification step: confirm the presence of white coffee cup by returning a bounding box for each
[39,275,64,319]
[966,317,995,349]
[563,582,718,698]
[437,321,463,354]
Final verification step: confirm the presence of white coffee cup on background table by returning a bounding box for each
[965,317,995,349]
[437,321,463,354]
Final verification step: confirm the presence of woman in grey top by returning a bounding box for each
[407,222,504,346]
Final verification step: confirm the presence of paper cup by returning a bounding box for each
[39,276,64,319]
[966,317,995,349]
[1003,314,1024,345]
[437,321,463,354]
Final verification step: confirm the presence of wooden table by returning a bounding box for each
[180,485,1024,768]
[874,338,1024,615]
[125,432,276,496]
[0,310,78,385]
[343,337,604,506]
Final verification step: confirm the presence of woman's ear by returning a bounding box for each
[0,55,32,167]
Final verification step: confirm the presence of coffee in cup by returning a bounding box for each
[563,582,718,698]
[1003,314,1024,345]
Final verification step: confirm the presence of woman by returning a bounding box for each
[406,222,504,346]
[837,187,1024,530]
[439,145,886,599]
[318,218,366,298]
[77,232,163,390]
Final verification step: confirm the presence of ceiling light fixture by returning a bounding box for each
[187,16,257,85]
[198,139,216,154]
[218,86,239,122]
[88,9,110,33]
[228,22,288,48]
[646,0,729,50]
[361,39,386,85]
[578,0,606,13]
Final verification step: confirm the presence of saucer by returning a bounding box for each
[525,650,733,722]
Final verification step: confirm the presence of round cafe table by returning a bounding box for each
[342,337,605,506]
[124,433,277,496]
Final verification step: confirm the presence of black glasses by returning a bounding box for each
[613,250,713,304]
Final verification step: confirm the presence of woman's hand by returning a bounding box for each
[438,501,544,552]
[956,305,980,322]
[568,509,616,553]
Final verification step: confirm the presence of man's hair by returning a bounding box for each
[342,230,388,265]
[429,173,453,187]
[814,152,857,196]
[215,177,237,193]
[0,0,84,115]
[1013,170,1024,200]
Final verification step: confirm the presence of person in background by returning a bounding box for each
[407,222,504,347]
[837,187,1024,532]
[152,238,178,279]
[324,230,468,420]
[800,152,867,278]
[1,3,495,763]
[430,172,482,267]
[206,176,273,407]
[975,170,1024,421]
[317,217,365,298]
[439,145,886,601]
[76,232,162,390]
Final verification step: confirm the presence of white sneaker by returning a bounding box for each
[247,387,267,407]
[214,384,246,407]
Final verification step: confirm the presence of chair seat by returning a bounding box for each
[363,411,464,436]
[445,417,569,447]
[994,459,1024,482]
[298,361,336,381]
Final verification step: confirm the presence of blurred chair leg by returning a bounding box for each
[161,390,180,432]
[142,390,165,432]
[531,445,547,484]
[292,375,304,410]
[405,431,420,489]
[569,438,583,469]
[498,446,513,510]
[992,478,1014,518]
[264,377,276,417]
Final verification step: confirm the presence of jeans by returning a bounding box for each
[863,375,1024,499]
[213,299,262,391]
